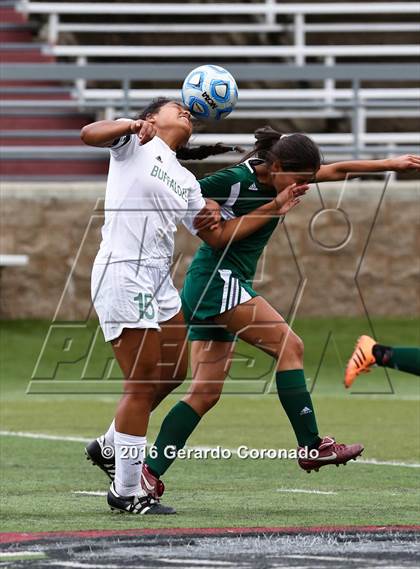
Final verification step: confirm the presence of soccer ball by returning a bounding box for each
[181,64,238,121]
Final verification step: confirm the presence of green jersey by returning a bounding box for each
[182,160,281,341]
[191,160,281,281]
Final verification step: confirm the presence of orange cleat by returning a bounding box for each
[344,335,377,388]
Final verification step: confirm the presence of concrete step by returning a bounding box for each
[0,134,83,146]
[0,81,66,87]
[0,49,55,63]
[0,50,54,63]
[0,22,37,30]
[1,128,81,136]
[0,114,93,130]
[0,158,108,176]
[0,42,46,50]
[0,8,27,24]
[0,42,54,62]
[0,86,72,94]
[0,19,37,41]
[0,28,33,41]
[0,90,72,100]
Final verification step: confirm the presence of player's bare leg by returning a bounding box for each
[141,310,189,497]
[112,328,160,435]
[97,328,175,514]
[142,340,235,497]
[86,311,189,499]
[152,310,189,409]
[185,340,235,415]
[214,296,303,369]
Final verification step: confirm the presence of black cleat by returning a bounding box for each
[85,436,115,481]
[107,482,176,515]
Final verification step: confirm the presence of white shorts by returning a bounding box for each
[91,260,182,342]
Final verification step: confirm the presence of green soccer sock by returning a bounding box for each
[373,345,420,376]
[145,401,202,477]
[276,369,321,448]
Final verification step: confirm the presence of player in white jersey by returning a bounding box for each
[81,98,307,514]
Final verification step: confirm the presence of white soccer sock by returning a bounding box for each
[103,419,115,446]
[114,430,147,497]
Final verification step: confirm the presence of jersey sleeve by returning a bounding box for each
[182,179,206,235]
[198,167,242,205]
[109,118,136,161]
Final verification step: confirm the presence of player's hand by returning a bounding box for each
[130,120,157,145]
[273,182,309,213]
[386,154,420,172]
[276,196,302,215]
[194,199,221,231]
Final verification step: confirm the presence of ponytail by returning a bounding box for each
[242,125,282,162]
[176,143,244,161]
[254,126,282,158]
[244,125,321,173]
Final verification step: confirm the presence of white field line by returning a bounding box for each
[155,561,235,566]
[49,563,139,569]
[0,552,46,558]
[276,488,337,495]
[72,491,107,497]
[285,555,373,563]
[73,489,336,498]
[0,430,90,443]
[357,458,420,468]
[1,430,420,469]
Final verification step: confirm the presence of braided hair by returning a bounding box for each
[137,97,243,160]
[247,126,322,173]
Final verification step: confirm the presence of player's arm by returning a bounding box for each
[193,199,222,232]
[191,168,248,233]
[80,119,156,147]
[194,166,275,233]
[198,183,308,249]
[315,154,420,182]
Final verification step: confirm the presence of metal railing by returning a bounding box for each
[14,2,420,103]
[17,2,420,68]
[44,43,420,61]
[1,63,419,159]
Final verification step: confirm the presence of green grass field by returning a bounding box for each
[1,318,419,532]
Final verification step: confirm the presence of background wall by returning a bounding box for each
[1,180,419,320]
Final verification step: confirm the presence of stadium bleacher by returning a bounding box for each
[0,1,419,178]
[16,1,420,56]
[0,1,103,176]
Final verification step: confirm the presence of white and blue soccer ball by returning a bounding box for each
[182,64,238,121]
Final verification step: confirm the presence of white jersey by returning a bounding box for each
[94,129,206,265]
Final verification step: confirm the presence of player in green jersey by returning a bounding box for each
[141,129,420,495]
[86,121,420,500]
